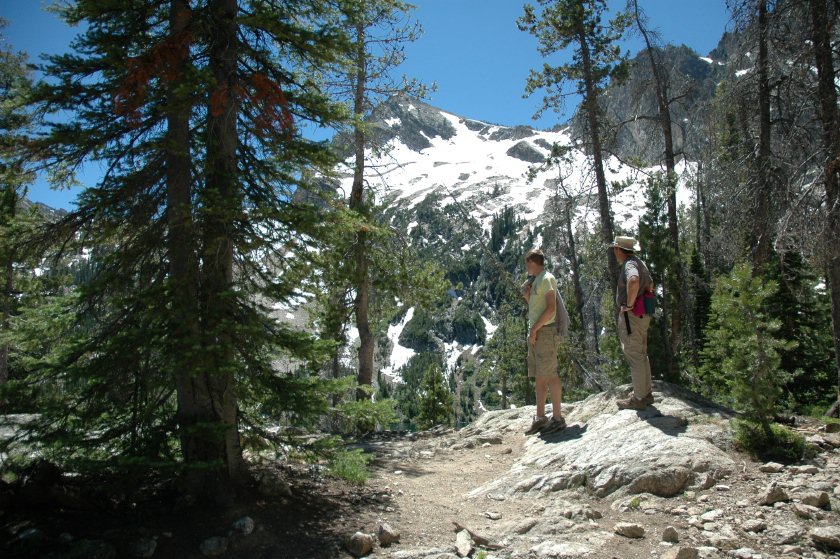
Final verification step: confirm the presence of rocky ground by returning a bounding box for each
[2,382,839,559]
[351,382,840,559]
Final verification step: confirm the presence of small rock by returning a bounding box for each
[700,509,723,522]
[825,422,840,433]
[455,529,473,558]
[484,511,502,520]
[200,537,228,557]
[790,465,819,475]
[378,523,400,547]
[741,519,767,533]
[486,493,506,501]
[661,547,699,559]
[530,541,593,557]
[697,473,717,490]
[759,462,784,473]
[771,524,804,545]
[728,548,756,559]
[810,526,840,550]
[801,491,831,509]
[716,485,731,492]
[614,522,645,539]
[705,533,739,550]
[346,532,375,557]
[513,518,539,534]
[781,545,804,555]
[662,526,680,543]
[501,447,513,454]
[759,482,790,505]
[794,503,823,519]
[130,537,157,559]
[258,475,293,498]
[231,516,255,536]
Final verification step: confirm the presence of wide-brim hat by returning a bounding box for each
[607,236,640,252]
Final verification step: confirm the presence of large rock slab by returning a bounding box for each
[468,382,735,500]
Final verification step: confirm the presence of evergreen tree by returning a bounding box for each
[0,21,35,387]
[21,0,354,494]
[638,173,679,382]
[518,0,629,294]
[415,362,453,430]
[699,262,793,435]
[480,305,528,409]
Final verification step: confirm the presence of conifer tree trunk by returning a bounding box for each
[631,0,685,363]
[808,0,840,416]
[350,17,375,398]
[193,0,245,487]
[562,197,586,336]
[164,0,213,488]
[753,0,773,270]
[576,22,619,293]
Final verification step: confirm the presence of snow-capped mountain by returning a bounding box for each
[329,94,698,385]
[335,94,696,247]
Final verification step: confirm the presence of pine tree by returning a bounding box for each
[638,173,679,382]
[700,262,793,435]
[416,362,453,430]
[0,21,35,387]
[518,0,629,294]
[21,0,354,494]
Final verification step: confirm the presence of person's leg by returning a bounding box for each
[622,314,649,399]
[546,375,563,419]
[535,375,549,418]
[636,314,652,397]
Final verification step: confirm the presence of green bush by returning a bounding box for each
[731,418,805,463]
[328,448,372,485]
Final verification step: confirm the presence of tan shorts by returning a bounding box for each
[527,326,559,378]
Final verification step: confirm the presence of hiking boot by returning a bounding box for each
[616,396,648,410]
[525,416,549,435]
[640,392,654,406]
[541,416,566,434]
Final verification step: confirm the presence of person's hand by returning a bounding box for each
[528,327,538,346]
[620,304,630,314]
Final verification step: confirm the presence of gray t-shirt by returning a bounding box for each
[616,257,652,307]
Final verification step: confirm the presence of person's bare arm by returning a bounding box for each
[625,276,640,309]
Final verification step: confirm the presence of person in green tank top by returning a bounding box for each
[521,249,566,435]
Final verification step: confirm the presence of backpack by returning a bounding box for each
[554,288,570,339]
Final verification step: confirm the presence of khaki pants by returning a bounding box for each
[527,326,559,378]
[617,312,651,398]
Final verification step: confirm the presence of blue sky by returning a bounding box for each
[2,1,731,210]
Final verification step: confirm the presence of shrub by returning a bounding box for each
[328,448,371,485]
[731,418,805,463]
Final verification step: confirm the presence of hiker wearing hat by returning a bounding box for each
[521,249,566,435]
[608,236,655,410]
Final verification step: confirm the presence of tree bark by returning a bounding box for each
[753,0,773,270]
[164,0,216,493]
[350,17,375,398]
[808,0,840,414]
[193,0,245,490]
[563,198,586,337]
[576,23,618,294]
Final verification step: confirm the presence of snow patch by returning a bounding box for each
[381,307,416,383]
